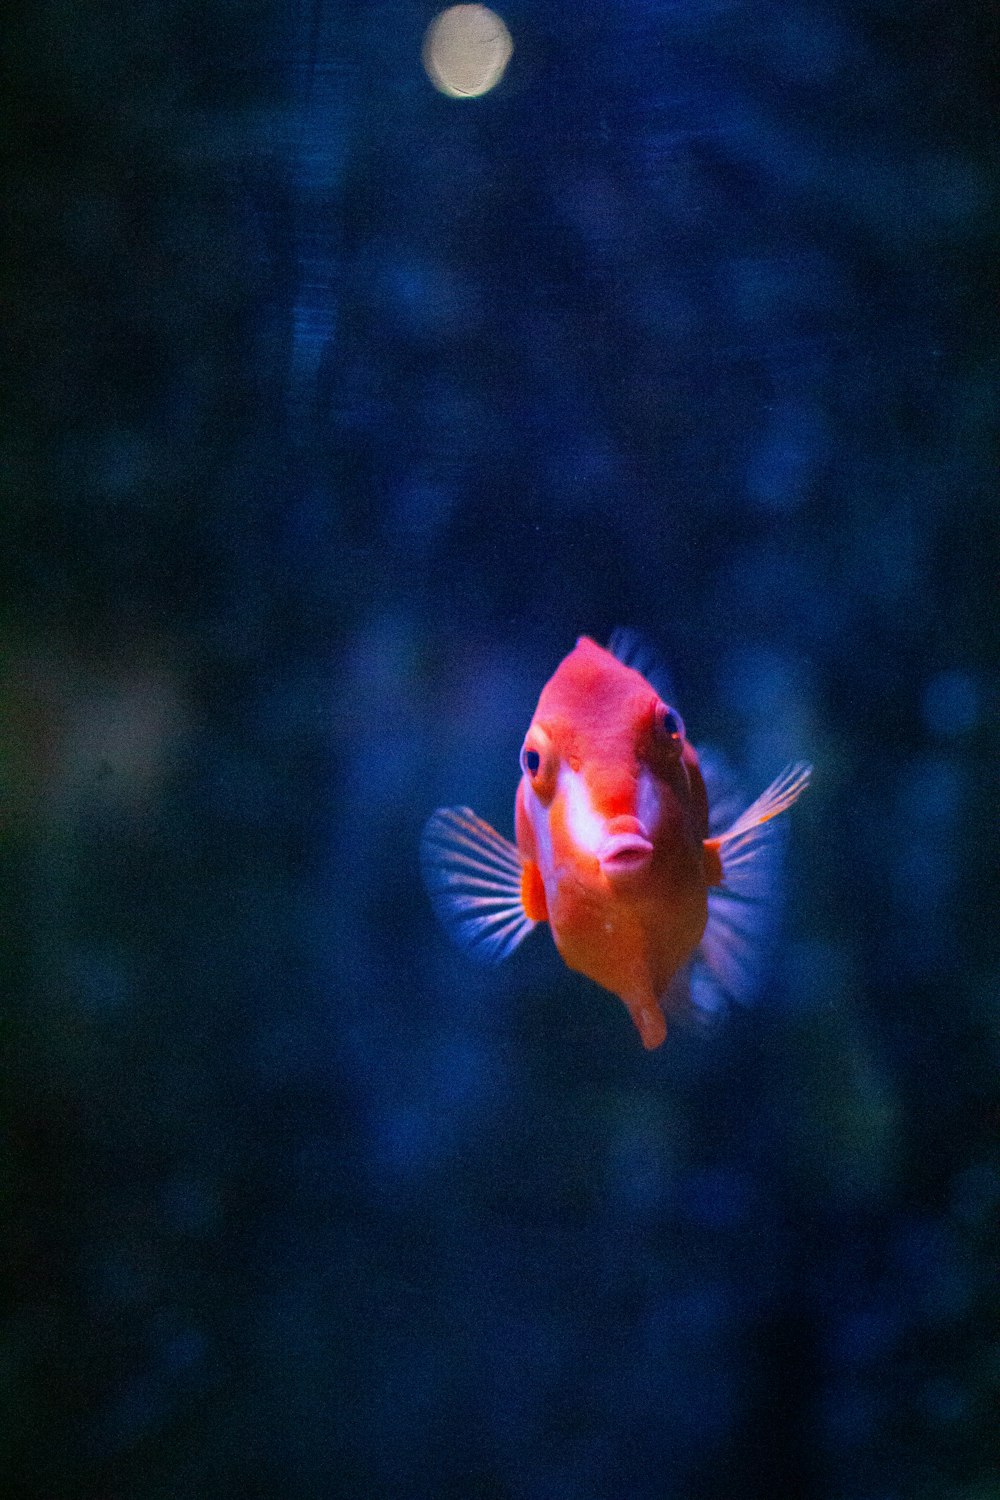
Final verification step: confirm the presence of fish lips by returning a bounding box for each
[598,831,654,879]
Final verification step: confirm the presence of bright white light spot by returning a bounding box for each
[423,5,513,99]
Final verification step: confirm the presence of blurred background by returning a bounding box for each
[2,1,997,1496]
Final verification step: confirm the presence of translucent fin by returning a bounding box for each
[716,762,812,849]
[662,964,723,1032]
[692,761,812,1013]
[696,746,745,839]
[606,627,676,704]
[420,806,537,964]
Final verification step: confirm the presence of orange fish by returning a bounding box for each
[421,631,811,1050]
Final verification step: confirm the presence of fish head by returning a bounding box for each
[516,637,707,893]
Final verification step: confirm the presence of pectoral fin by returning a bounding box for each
[694,761,812,1011]
[420,806,538,963]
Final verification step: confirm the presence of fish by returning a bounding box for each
[420,630,811,1050]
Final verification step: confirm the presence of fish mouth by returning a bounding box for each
[599,832,654,877]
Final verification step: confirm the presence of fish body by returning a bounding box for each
[422,633,810,1050]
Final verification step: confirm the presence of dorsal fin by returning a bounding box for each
[606,627,676,704]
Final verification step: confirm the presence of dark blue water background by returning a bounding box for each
[3,1,997,1496]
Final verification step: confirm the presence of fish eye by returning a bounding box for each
[656,702,685,742]
[519,725,557,800]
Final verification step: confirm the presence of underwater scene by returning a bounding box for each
[4,1,997,1497]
